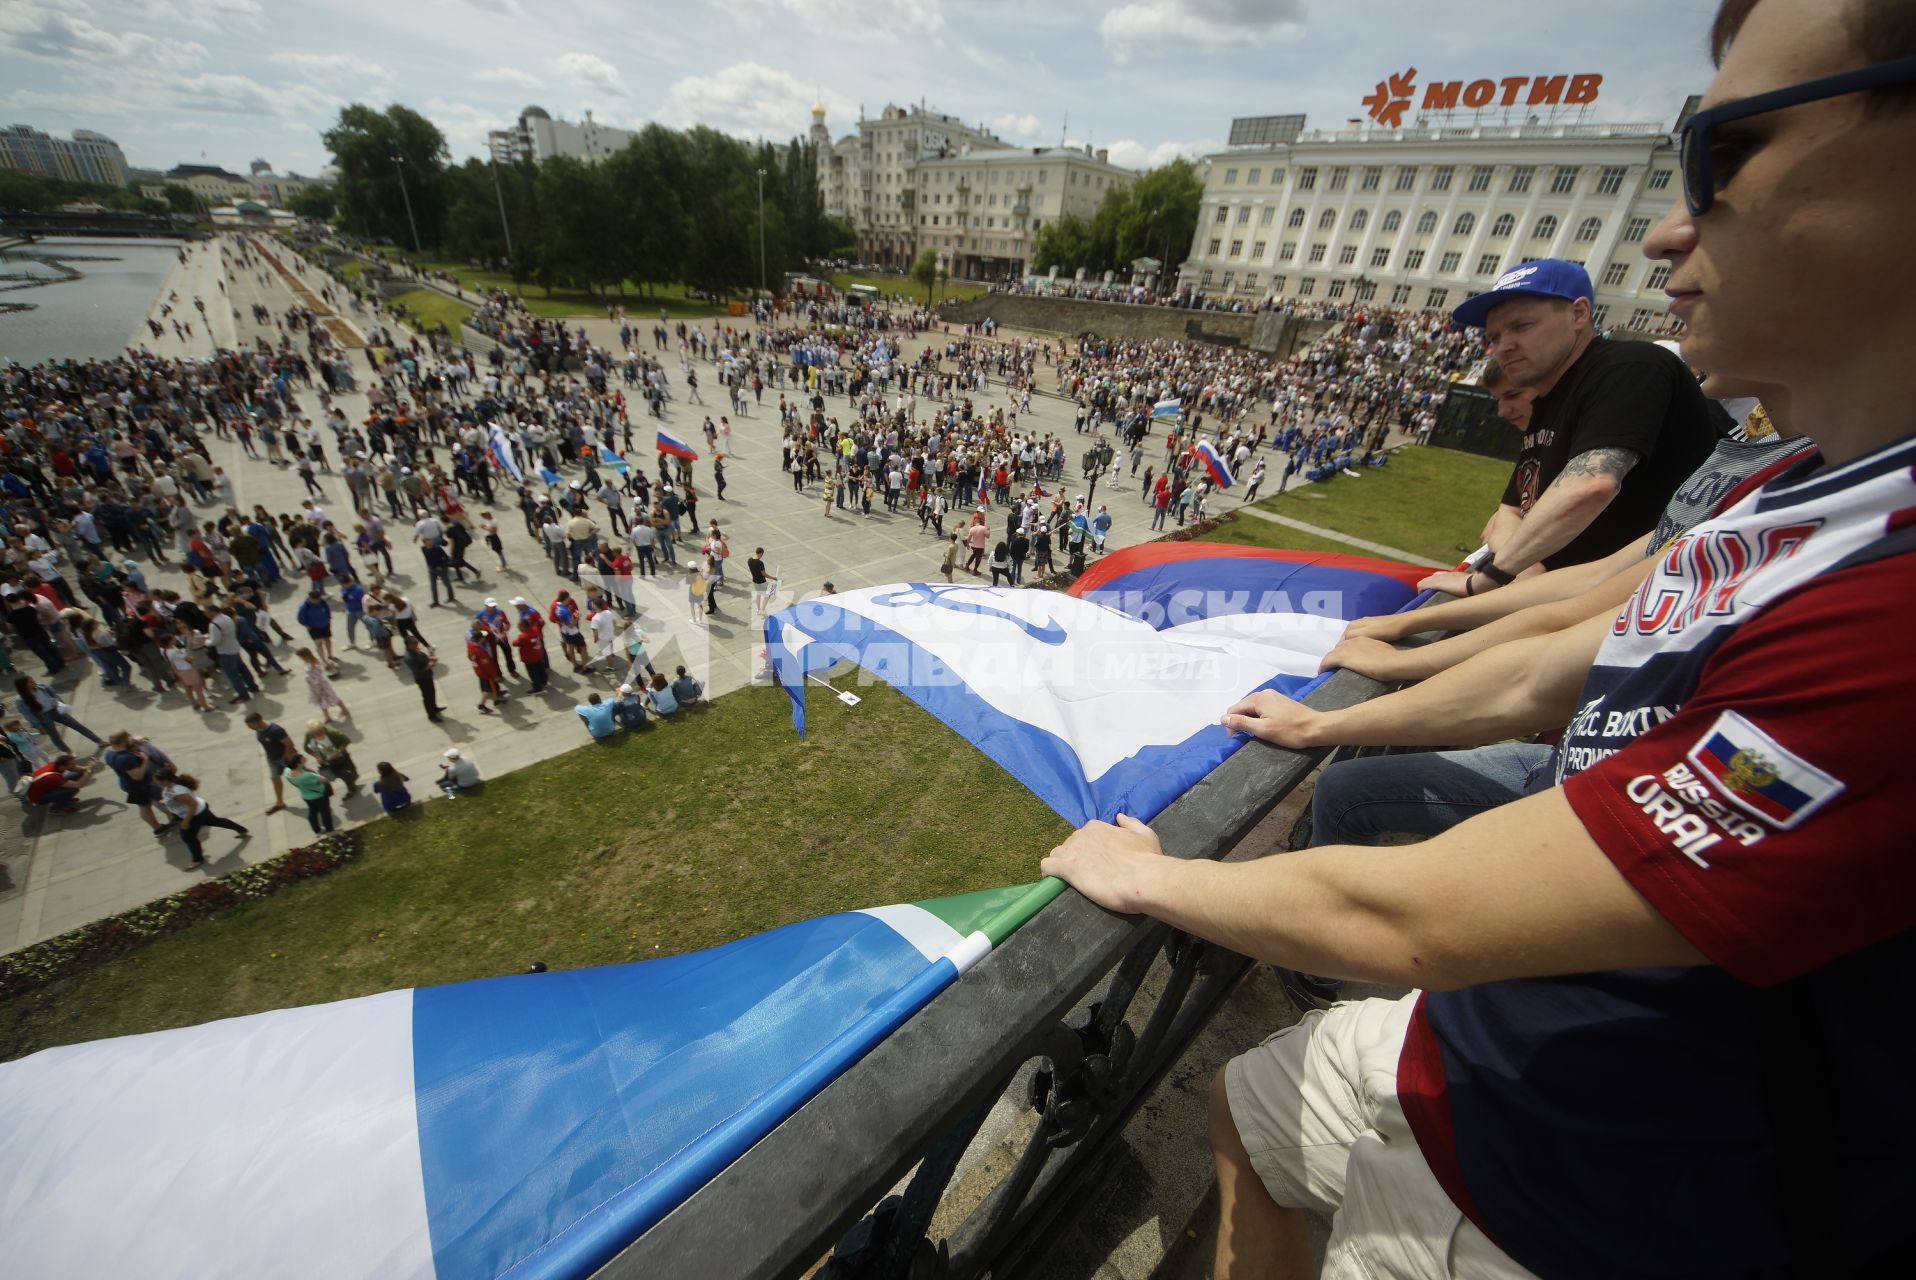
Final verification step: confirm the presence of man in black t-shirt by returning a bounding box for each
[243,711,292,813]
[1423,259,1721,596]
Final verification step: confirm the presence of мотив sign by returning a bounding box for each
[1362,68,1603,127]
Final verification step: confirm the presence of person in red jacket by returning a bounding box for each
[466,624,503,716]
[513,612,550,694]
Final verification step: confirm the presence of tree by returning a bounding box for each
[910,246,941,305]
[1033,213,1094,278]
[1113,157,1204,276]
[323,103,450,250]
[289,185,335,221]
[161,183,204,214]
[605,126,693,299]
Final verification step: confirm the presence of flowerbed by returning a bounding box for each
[0,831,365,1001]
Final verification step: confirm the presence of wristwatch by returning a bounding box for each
[1477,558,1516,587]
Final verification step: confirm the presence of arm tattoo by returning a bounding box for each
[1556,446,1641,484]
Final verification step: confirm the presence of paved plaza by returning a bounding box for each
[0,236,1430,953]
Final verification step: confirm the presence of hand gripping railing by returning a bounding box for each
[591,662,1401,1280]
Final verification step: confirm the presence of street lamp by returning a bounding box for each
[391,152,422,255]
[487,146,515,265]
[755,167,768,299]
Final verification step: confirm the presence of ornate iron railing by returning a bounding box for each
[593,659,1410,1279]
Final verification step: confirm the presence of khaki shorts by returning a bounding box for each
[1224,995,1536,1280]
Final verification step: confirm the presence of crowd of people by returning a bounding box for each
[2,209,1495,883]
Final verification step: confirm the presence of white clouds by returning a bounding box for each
[709,0,944,42]
[548,51,628,98]
[462,0,525,13]
[475,66,543,90]
[991,112,1043,140]
[167,71,340,119]
[0,5,208,69]
[424,97,508,157]
[1102,136,1222,170]
[268,52,389,84]
[664,61,851,139]
[116,0,264,31]
[1100,0,1307,62]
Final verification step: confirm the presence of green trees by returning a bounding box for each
[0,171,164,215]
[287,186,335,220]
[1029,157,1205,283]
[322,104,450,248]
[319,102,841,300]
[910,247,942,304]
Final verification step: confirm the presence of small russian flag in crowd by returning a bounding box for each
[1194,440,1234,488]
[656,430,699,460]
[976,467,992,507]
[1151,398,1182,420]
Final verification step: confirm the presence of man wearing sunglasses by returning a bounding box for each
[1043,1,1916,1276]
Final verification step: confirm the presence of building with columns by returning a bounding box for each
[1179,104,1696,333]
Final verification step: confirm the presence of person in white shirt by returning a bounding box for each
[437,748,480,797]
[588,605,619,670]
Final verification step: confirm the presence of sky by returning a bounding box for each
[1,0,1724,178]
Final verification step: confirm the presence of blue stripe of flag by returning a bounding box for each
[412,914,939,1279]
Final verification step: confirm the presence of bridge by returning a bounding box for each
[0,210,199,240]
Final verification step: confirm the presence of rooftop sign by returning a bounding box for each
[1362,68,1603,127]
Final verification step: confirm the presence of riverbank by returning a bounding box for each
[0,239,185,365]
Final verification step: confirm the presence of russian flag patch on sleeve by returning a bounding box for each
[1685,710,1844,830]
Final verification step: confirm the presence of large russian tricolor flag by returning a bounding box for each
[0,884,1061,1279]
[766,545,1424,826]
[655,430,698,461]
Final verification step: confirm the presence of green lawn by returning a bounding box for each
[1245,447,1509,564]
[1195,513,1396,559]
[358,248,731,320]
[0,684,1069,1062]
[831,270,988,308]
[387,288,474,340]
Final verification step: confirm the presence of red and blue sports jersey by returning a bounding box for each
[1399,432,1916,1277]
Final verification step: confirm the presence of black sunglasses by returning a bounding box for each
[1680,54,1916,214]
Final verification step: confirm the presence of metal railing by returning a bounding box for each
[592,658,1411,1280]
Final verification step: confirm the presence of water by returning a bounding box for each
[0,238,185,366]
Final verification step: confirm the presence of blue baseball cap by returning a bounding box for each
[1451,259,1594,329]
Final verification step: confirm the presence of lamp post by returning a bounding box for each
[755,167,768,300]
[487,148,515,265]
[391,152,421,255]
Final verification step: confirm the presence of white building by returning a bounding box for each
[163,164,256,205]
[488,106,635,166]
[810,101,1135,278]
[809,101,861,226]
[243,160,333,208]
[813,102,1016,272]
[918,145,1133,282]
[0,124,131,188]
[1181,105,1698,333]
